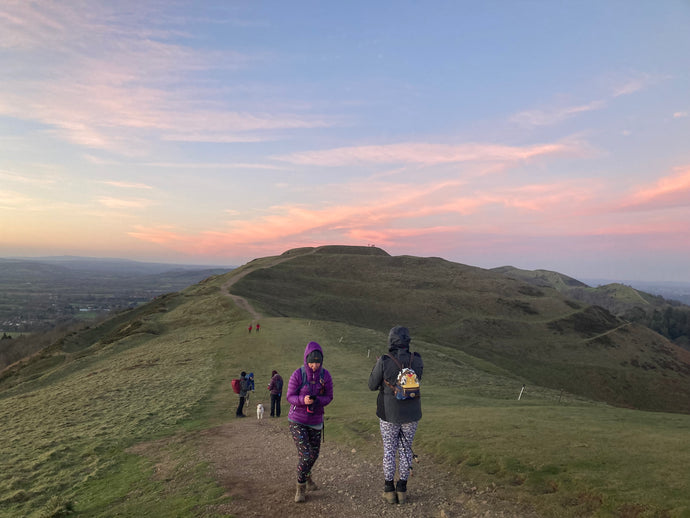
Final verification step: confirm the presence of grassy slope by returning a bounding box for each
[229,247,690,414]
[1,253,690,517]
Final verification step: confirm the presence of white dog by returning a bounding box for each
[256,403,265,420]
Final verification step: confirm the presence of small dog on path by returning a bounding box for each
[256,403,264,420]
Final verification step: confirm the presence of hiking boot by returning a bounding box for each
[396,479,407,504]
[294,482,307,503]
[306,475,319,491]
[382,480,397,504]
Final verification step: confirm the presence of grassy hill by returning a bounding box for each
[2,246,690,517]
[230,246,690,414]
[499,265,690,351]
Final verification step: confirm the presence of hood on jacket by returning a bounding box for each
[304,341,324,365]
[388,326,411,352]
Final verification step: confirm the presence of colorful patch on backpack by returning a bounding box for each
[395,367,420,400]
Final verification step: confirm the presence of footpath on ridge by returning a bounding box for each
[194,414,537,518]
[220,251,312,321]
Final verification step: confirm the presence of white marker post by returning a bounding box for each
[518,384,525,400]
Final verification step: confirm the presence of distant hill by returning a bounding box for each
[228,246,690,413]
[498,266,690,350]
[2,256,233,275]
[584,278,690,305]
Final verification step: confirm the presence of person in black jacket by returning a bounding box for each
[267,370,283,417]
[368,326,423,505]
[235,371,250,417]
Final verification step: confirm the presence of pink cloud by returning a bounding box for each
[274,141,578,167]
[621,166,690,210]
[127,226,191,246]
[101,180,153,190]
[0,3,330,154]
[124,173,609,258]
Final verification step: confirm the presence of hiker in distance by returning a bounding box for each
[267,369,284,417]
[286,341,334,503]
[368,326,423,504]
[235,371,251,418]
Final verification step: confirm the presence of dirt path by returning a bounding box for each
[193,416,539,518]
[584,322,632,342]
[197,253,538,517]
[220,252,310,322]
[221,267,263,321]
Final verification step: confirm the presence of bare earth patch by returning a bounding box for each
[191,416,540,518]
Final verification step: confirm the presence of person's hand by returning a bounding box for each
[304,395,313,405]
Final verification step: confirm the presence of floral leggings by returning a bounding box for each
[289,422,322,483]
[379,418,418,481]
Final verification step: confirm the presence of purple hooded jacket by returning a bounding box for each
[287,341,334,426]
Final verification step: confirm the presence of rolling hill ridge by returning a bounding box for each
[4,245,690,517]
[228,245,690,413]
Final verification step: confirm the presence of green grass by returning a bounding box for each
[2,266,690,517]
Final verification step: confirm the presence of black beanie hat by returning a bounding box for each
[306,350,323,363]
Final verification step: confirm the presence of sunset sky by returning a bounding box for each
[1,1,689,282]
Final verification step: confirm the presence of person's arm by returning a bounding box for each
[315,370,334,408]
[414,353,423,381]
[368,357,384,391]
[285,370,302,407]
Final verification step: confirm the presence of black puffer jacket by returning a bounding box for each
[368,326,423,424]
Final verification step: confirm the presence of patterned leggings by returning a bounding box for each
[289,422,322,483]
[379,419,418,481]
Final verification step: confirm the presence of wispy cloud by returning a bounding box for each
[0,189,35,210]
[621,166,690,211]
[510,73,663,130]
[274,141,578,167]
[125,171,605,257]
[100,180,153,190]
[98,197,155,209]
[0,169,58,186]
[611,73,657,97]
[141,162,286,170]
[673,111,688,119]
[0,2,330,154]
[510,101,606,127]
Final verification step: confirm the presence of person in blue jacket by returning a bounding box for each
[286,341,334,503]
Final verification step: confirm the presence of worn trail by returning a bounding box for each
[195,416,537,518]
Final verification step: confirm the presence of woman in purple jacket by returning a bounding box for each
[286,341,334,503]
